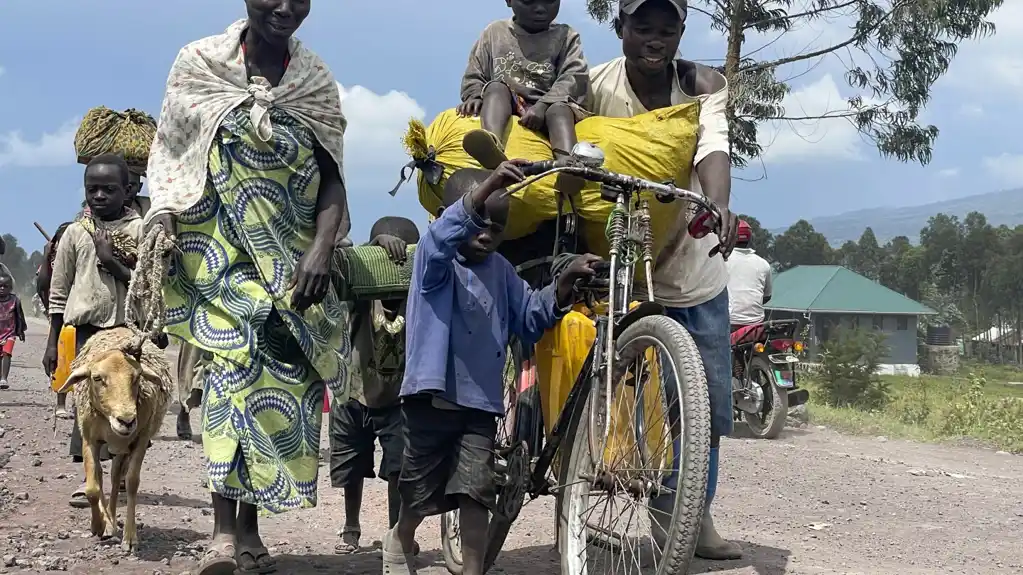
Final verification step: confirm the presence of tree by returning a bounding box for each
[586,0,1004,168]
[878,236,925,301]
[0,234,42,295]
[736,213,774,258]
[772,220,832,270]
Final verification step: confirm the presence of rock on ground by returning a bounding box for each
[1,319,1021,574]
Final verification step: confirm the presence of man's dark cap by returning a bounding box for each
[620,0,687,19]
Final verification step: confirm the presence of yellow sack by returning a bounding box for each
[50,325,76,393]
[534,303,673,474]
[409,109,557,241]
[404,103,700,259]
[575,103,699,258]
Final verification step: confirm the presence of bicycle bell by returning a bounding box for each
[570,141,605,168]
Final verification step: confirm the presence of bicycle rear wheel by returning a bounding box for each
[557,315,711,575]
[441,341,541,575]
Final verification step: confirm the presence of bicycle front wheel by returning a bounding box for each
[557,315,711,575]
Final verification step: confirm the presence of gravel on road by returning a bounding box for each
[1,319,1021,574]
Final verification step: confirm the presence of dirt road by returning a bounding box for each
[1,319,1021,574]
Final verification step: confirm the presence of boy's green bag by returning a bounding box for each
[332,244,416,301]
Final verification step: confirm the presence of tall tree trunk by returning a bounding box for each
[723,0,744,155]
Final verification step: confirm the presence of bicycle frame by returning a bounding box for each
[524,183,668,498]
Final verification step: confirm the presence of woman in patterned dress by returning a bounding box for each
[146,1,351,573]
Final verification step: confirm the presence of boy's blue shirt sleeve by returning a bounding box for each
[418,195,488,293]
[505,260,569,344]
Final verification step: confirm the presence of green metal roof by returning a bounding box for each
[765,265,935,315]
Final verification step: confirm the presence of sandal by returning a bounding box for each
[381,529,417,575]
[236,545,277,574]
[0,380,8,390]
[463,129,508,170]
[69,484,89,509]
[334,528,360,555]
[197,541,237,575]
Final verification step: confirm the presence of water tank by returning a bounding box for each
[926,325,953,346]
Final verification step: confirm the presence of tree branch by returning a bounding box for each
[740,0,911,74]
[741,0,859,31]
[740,34,861,73]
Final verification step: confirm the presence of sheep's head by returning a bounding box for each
[58,350,161,438]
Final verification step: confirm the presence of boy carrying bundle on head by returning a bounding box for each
[330,216,422,556]
[381,160,602,575]
[457,0,590,174]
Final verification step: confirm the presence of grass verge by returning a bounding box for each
[800,364,1023,453]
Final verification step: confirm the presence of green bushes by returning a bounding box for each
[816,328,890,410]
[805,372,1023,453]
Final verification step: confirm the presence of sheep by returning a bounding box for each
[55,326,173,553]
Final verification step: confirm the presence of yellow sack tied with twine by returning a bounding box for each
[74,107,157,174]
[402,103,700,259]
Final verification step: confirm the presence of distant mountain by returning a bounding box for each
[771,188,1023,245]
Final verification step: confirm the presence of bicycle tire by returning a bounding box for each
[557,315,711,575]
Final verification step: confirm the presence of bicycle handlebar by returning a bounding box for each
[514,159,725,244]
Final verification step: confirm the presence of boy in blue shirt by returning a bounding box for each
[381,160,601,575]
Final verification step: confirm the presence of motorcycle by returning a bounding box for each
[730,319,810,439]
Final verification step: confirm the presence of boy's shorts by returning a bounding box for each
[329,398,403,487]
[0,339,13,356]
[398,393,498,517]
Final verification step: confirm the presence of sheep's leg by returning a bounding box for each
[82,440,114,538]
[121,443,148,554]
[107,453,129,528]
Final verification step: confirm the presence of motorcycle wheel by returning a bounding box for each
[742,356,788,439]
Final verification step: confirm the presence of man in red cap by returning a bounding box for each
[726,220,773,328]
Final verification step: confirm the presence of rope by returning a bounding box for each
[123,223,174,359]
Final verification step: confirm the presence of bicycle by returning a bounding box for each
[437,141,726,575]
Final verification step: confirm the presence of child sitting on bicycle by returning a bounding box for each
[329,216,420,556]
[456,0,590,172]
[382,159,601,575]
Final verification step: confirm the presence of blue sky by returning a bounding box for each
[0,0,1020,255]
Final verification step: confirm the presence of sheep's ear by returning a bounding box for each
[56,366,90,395]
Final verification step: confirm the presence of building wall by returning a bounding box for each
[764,310,919,364]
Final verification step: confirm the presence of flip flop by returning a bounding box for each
[69,484,89,509]
[381,529,417,575]
[463,129,508,170]
[197,541,237,575]
[236,545,277,574]
[334,528,360,555]
[55,409,74,420]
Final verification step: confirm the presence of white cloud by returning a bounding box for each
[757,74,868,164]
[337,83,425,174]
[943,2,1023,97]
[937,168,960,178]
[983,153,1023,185]
[0,119,78,169]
